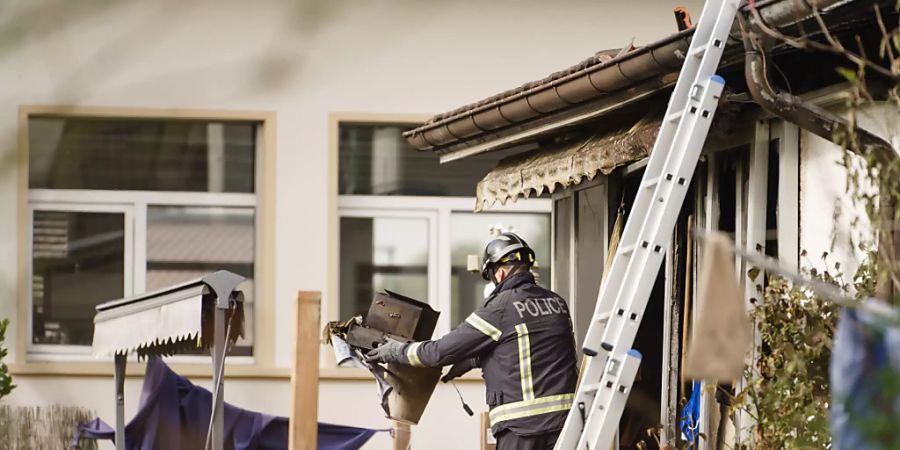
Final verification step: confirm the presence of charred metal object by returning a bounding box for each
[346,290,439,350]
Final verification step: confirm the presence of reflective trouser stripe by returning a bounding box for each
[466,313,502,341]
[406,342,424,367]
[515,324,534,401]
[488,393,575,426]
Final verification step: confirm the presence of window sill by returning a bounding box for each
[9,362,486,382]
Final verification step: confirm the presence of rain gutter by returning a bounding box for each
[404,29,693,152]
[404,0,869,161]
[437,74,678,164]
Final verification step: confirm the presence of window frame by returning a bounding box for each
[690,120,798,449]
[27,201,136,358]
[338,205,440,319]
[546,120,790,446]
[328,114,552,368]
[339,195,551,337]
[15,105,277,374]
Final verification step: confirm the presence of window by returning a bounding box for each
[337,121,552,335]
[449,212,550,325]
[339,215,431,319]
[30,208,129,347]
[27,115,260,358]
[339,124,489,196]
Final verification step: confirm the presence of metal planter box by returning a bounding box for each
[347,290,439,349]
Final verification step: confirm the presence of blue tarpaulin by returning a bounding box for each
[679,381,701,444]
[830,306,900,450]
[72,357,386,450]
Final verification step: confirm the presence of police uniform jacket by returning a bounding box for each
[399,271,578,436]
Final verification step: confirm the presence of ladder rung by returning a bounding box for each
[646,174,678,190]
[665,109,684,122]
[581,381,616,393]
[594,312,611,325]
[581,379,621,394]
[619,244,635,255]
[690,43,709,58]
[580,381,618,394]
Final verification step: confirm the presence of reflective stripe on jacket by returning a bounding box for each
[401,272,578,436]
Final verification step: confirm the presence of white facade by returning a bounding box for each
[800,103,899,279]
[0,1,707,449]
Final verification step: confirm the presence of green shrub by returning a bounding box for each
[0,318,14,401]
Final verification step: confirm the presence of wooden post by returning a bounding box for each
[290,291,321,450]
[480,412,496,450]
[393,421,411,450]
[114,354,126,450]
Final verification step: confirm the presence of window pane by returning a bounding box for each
[338,123,504,196]
[339,217,429,319]
[29,117,256,192]
[147,206,255,356]
[32,210,124,345]
[449,212,551,326]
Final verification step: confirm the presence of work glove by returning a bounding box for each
[441,357,478,383]
[364,337,408,365]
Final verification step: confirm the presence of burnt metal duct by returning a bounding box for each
[740,12,895,162]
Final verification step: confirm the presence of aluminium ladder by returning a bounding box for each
[555,1,741,449]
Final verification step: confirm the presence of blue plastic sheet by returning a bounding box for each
[679,381,702,444]
[72,358,386,450]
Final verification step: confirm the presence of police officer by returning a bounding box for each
[366,232,578,450]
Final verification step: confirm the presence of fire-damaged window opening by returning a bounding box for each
[766,139,781,260]
[686,125,787,447]
[665,165,696,447]
[617,170,666,450]
[551,164,671,448]
[552,160,702,449]
[708,146,751,447]
[688,154,724,446]
[553,124,788,448]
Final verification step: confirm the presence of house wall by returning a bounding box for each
[800,103,897,280]
[0,0,703,448]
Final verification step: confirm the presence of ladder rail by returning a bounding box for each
[578,0,734,359]
[577,77,723,449]
[587,0,739,374]
[555,1,741,448]
[585,0,736,355]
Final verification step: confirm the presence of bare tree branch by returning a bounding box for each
[747,2,900,81]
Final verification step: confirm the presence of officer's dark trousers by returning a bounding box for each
[496,429,560,450]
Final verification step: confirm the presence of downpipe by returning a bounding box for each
[739,13,895,161]
[739,10,900,298]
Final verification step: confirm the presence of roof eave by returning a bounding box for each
[405,0,859,161]
[437,73,678,164]
[403,29,694,153]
